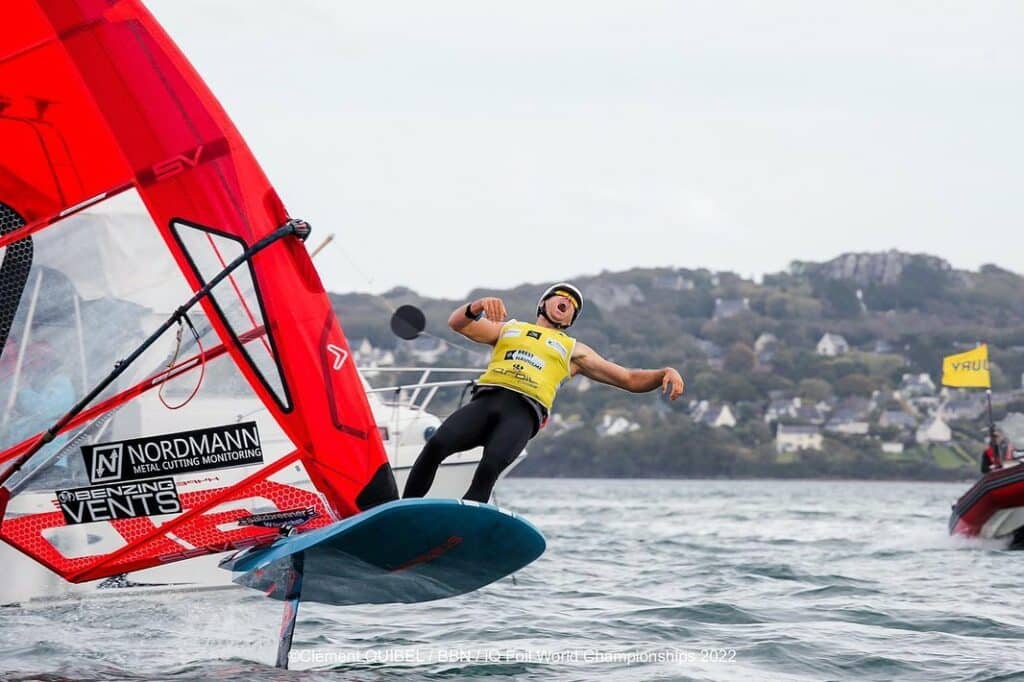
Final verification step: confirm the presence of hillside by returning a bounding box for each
[329,251,1024,480]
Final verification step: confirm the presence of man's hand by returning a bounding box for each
[449,296,506,345]
[662,368,685,400]
[474,297,507,322]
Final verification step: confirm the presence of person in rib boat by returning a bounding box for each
[402,282,685,502]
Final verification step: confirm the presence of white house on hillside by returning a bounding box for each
[405,336,448,364]
[816,333,849,356]
[825,414,870,435]
[712,298,750,320]
[571,376,594,392]
[353,338,396,369]
[547,414,584,437]
[596,413,641,437]
[653,273,695,291]
[899,372,936,397]
[879,410,918,431]
[691,401,737,428]
[915,416,952,444]
[764,397,798,423]
[754,333,778,354]
[776,424,823,453]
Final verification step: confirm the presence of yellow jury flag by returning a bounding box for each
[941,344,991,388]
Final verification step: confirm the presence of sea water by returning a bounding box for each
[2,479,1021,681]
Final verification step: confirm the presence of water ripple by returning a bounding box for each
[4,479,1023,681]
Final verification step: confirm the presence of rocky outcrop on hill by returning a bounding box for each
[791,250,952,287]
[588,282,645,311]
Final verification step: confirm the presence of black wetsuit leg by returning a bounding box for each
[403,388,538,501]
[402,397,493,498]
[462,398,534,502]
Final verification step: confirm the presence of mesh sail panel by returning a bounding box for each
[0,202,32,361]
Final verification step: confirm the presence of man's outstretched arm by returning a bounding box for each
[571,341,685,400]
[447,297,507,345]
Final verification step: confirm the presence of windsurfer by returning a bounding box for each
[402,283,685,502]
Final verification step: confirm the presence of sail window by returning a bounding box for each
[171,219,292,413]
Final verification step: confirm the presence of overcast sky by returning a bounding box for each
[148,1,1023,300]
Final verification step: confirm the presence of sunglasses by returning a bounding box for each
[551,291,579,310]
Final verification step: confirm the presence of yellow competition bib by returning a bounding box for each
[477,320,576,410]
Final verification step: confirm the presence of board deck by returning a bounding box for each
[220,499,545,605]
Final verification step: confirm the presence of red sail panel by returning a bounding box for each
[0,2,129,221]
[0,0,396,582]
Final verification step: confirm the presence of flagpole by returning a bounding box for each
[983,339,996,462]
[987,388,997,453]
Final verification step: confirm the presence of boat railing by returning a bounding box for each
[358,367,481,461]
[359,366,481,416]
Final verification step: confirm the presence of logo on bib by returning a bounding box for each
[504,349,545,370]
[546,338,568,359]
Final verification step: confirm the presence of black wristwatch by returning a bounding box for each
[465,303,484,321]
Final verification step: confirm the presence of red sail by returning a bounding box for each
[0,0,395,582]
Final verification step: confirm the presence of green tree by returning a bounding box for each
[835,373,876,397]
[798,378,833,402]
[700,317,756,346]
[814,279,862,319]
[724,343,756,373]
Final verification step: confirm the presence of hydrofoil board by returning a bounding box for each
[220,498,545,605]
